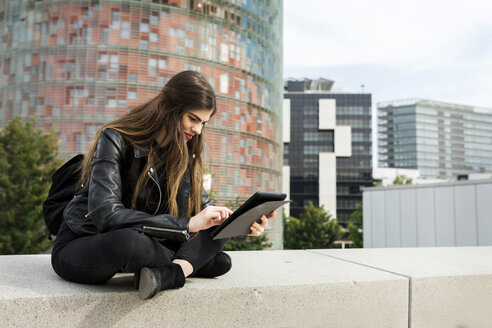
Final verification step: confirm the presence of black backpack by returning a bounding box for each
[43,154,84,239]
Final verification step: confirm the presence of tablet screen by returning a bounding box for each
[211,191,287,238]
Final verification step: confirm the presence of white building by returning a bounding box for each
[363,179,492,247]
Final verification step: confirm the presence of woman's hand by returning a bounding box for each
[189,206,233,232]
[248,210,276,237]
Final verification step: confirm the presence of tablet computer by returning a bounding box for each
[210,191,290,240]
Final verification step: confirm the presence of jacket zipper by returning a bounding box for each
[147,167,162,216]
[142,225,191,240]
[146,168,190,240]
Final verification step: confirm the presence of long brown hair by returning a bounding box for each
[79,70,216,217]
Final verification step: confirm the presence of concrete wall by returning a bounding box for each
[2,247,492,327]
[363,179,492,247]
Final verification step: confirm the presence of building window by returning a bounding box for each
[107,98,116,107]
[220,73,229,94]
[185,64,200,72]
[101,28,108,44]
[140,40,148,48]
[140,23,149,33]
[111,11,120,29]
[85,125,97,141]
[150,33,158,42]
[99,54,108,62]
[127,91,137,99]
[148,58,157,74]
[121,21,130,38]
[109,55,118,70]
[75,133,83,152]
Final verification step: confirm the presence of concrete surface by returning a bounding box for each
[313,247,492,328]
[2,248,491,327]
[0,251,408,328]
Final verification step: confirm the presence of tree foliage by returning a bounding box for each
[222,233,271,251]
[283,201,344,249]
[0,117,60,254]
[347,203,363,248]
[392,174,413,185]
[209,195,271,251]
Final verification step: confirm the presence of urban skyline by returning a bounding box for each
[284,0,492,171]
[1,0,491,221]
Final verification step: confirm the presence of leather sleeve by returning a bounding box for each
[86,129,191,241]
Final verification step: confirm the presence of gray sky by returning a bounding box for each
[283,0,492,109]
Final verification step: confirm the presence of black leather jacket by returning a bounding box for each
[63,128,212,242]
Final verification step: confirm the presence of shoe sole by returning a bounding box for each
[138,267,159,300]
[133,271,140,290]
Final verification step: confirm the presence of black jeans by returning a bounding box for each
[51,221,229,284]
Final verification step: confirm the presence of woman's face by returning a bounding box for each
[182,109,213,142]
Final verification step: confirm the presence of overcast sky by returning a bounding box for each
[283,0,492,109]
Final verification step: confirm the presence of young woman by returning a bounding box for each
[51,70,275,300]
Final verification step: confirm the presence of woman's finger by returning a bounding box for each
[248,222,260,236]
[260,215,268,225]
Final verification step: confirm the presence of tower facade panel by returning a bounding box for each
[0,0,284,247]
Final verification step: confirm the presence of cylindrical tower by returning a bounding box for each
[0,0,283,248]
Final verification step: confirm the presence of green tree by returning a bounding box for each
[283,201,343,249]
[347,203,363,248]
[0,117,60,254]
[209,195,271,251]
[392,174,413,185]
[222,233,271,251]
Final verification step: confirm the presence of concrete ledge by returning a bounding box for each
[313,247,492,328]
[0,250,407,328]
[0,247,490,327]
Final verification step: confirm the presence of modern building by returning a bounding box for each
[283,78,373,225]
[363,179,492,247]
[0,0,284,248]
[378,99,492,180]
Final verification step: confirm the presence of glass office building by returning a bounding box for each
[0,0,284,247]
[378,99,492,179]
[283,79,372,224]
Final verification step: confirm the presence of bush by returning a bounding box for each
[283,201,343,249]
[0,117,60,254]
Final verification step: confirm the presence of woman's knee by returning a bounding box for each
[51,251,114,284]
[191,251,232,278]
